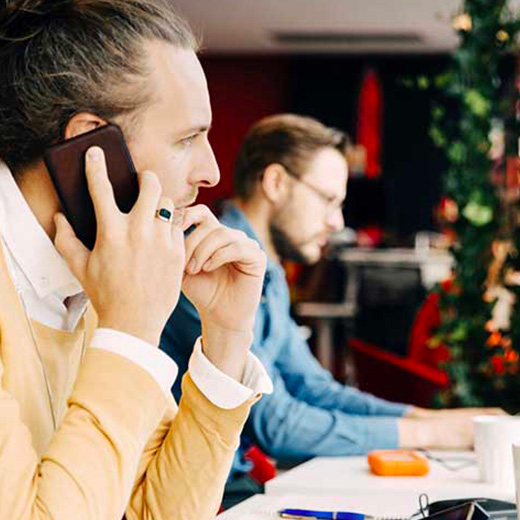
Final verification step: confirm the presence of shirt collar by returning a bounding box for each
[219,200,261,242]
[0,160,83,300]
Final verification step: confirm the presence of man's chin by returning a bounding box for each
[271,223,324,264]
[297,244,323,265]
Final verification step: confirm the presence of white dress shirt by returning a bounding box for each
[0,160,272,407]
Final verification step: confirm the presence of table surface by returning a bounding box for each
[219,452,515,519]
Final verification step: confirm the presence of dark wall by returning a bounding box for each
[199,56,290,207]
[202,53,451,238]
[287,54,450,237]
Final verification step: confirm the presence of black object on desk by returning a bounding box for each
[427,499,516,520]
[422,501,488,520]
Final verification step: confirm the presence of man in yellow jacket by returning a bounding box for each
[0,1,272,519]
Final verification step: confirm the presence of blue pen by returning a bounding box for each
[279,509,405,520]
[279,510,362,520]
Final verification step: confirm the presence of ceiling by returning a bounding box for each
[172,0,470,55]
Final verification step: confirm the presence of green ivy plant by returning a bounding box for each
[427,0,520,409]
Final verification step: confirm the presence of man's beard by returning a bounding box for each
[270,218,314,264]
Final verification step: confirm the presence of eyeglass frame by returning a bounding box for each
[281,165,346,215]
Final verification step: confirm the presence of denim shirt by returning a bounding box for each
[160,201,408,475]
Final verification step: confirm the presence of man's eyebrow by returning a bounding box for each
[178,124,212,137]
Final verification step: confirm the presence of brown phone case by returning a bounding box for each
[44,124,139,249]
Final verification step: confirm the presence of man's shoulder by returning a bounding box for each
[218,201,255,236]
[218,202,243,229]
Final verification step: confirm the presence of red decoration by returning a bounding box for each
[506,156,520,200]
[408,287,450,368]
[356,225,383,247]
[486,331,503,348]
[244,446,277,484]
[438,196,459,223]
[491,354,506,374]
[357,69,383,178]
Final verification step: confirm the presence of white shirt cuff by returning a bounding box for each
[188,337,273,409]
[90,328,178,396]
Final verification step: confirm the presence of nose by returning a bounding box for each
[327,206,345,232]
[192,139,220,188]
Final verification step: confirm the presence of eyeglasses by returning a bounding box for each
[284,167,345,215]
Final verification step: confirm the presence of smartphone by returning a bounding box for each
[44,123,139,250]
[429,499,516,520]
[425,502,489,520]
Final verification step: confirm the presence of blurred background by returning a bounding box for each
[176,0,457,234]
[174,0,520,410]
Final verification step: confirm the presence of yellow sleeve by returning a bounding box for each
[0,349,167,520]
[126,373,259,520]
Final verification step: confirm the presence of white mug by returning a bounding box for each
[473,416,520,492]
[513,444,520,519]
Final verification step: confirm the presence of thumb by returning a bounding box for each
[54,213,89,281]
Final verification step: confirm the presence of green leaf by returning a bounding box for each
[464,89,491,117]
[430,126,447,148]
[432,105,446,122]
[462,201,493,226]
[417,76,430,90]
[450,322,469,341]
[434,72,453,90]
[447,142,467,164]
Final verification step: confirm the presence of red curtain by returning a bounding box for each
[357,68,383,178]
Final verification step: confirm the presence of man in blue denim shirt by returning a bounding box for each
[162,114,499,480]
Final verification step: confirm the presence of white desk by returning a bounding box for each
[219,453,515,520]
[266,452,513,498]
[217,493,455,519]
[217,493,418,519]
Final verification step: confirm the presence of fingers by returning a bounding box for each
[182,204,221,270]
[186,227,238,274]
[154,196,175,246]
[54,212,89,281]
[131,171,162,222]
[181,204,265,276]
[184,217,219,268]
[483,408,507,415]
[186,225,264,276]
[201,240,265,274]
[181,204,219,232]
[84,147,119,234]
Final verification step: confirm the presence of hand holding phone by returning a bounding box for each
[44,124,139,249]
[52,144,185,346]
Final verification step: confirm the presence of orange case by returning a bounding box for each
[367,450,430,476]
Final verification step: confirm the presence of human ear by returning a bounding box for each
[64,112,108,140]
[261,163,291,205]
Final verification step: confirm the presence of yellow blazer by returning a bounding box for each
[0,241,257,520]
